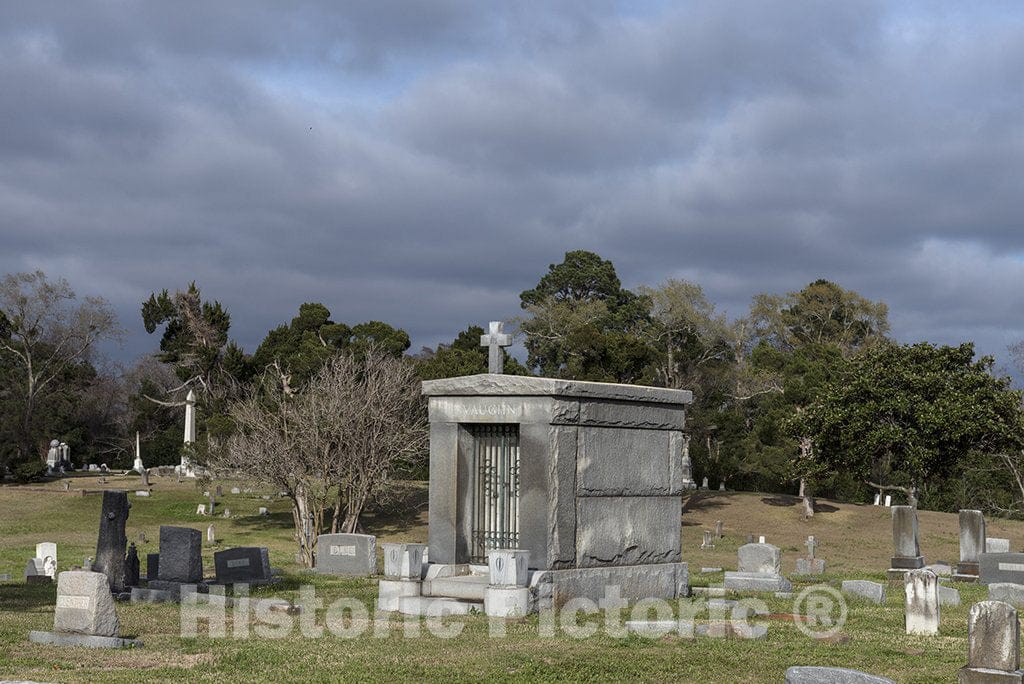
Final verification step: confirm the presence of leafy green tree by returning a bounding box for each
[798,342,1024,508]
[744,280,890,514]
[751,279,889,354]
[252,303,411,392]
[142,282,247,394]
[252,303,351,388]
[348,321,411,359]
[518,251,652,382]
[141,283,251,465]
[415,324,530,380]
[638,279,732,389]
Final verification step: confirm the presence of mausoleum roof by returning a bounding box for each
[421,374,692,405]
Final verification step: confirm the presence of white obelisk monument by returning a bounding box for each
[132,431,145,473]
[179,389,197,478]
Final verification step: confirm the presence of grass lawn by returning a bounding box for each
[0,474,1016,682]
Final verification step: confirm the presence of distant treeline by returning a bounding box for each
[2,252,1023,517]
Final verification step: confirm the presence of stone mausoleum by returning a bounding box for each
[391,372,692,614]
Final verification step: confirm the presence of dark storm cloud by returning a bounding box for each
[1,1,1022,373]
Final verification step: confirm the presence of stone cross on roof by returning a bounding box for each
[805,535,818,559]
[480,321,512,374]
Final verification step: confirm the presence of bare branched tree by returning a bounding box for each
[0,271,122,469]
[216,373,333,567]
[329,349,428,534]
[213,347,426,566]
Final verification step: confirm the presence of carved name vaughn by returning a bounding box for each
[436,400,521,418]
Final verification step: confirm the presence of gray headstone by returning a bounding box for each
[738,543,781,574]
[988,583,1024,607]
[724,543,791,593]
[891,505,924,571]
[315,533,376,576]
[841,580,886,604]
[957,510,986,577]
[980,553,1024,585]
[215,486,223,497]
[213,547,272,584]
[785,666,895,683]
[904,569,940,636]
[714,520,724,539]
[230,487,241,495]
[701,530,714,549]
[988,538,1012,553]
[52,570,120,637]
[796,558,826,575]
[938,584,961,607]
[157,526,202,583]
[963,600,1022,676]
[94,491,130,592]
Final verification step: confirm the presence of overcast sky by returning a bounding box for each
[2,1,1022,376]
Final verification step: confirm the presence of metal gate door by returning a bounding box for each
[468,424,520,563]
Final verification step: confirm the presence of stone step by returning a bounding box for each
[423,574,489,601]
[397,595,483,616]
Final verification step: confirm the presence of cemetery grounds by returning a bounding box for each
[2,475,1020,683]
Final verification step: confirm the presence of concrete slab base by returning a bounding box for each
[397,595,482,616]
[723,572,792,593]
[378,579,422,612]
[28,631,142,649]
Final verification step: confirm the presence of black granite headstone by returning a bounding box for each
[123,542,140,587]
[146,553,159,581]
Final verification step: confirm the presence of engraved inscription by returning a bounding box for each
[998,562,1024,572]
[56,595,91,610]
[226,558,251,568]
[330,545,357,556]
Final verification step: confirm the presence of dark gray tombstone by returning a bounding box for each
[93,491,130,592]
[888,505,924,579]
[157,526,202,583]
[980,553,1024,586]
[123,542,140,588]
[213,547,272,584]
[315,533,376,576]
[146,553,159,581]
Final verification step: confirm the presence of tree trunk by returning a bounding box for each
[799,478,815,519]
[292,489,316,568]
[330,488,344,534]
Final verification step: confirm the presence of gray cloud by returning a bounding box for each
[1,1,1022,377]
